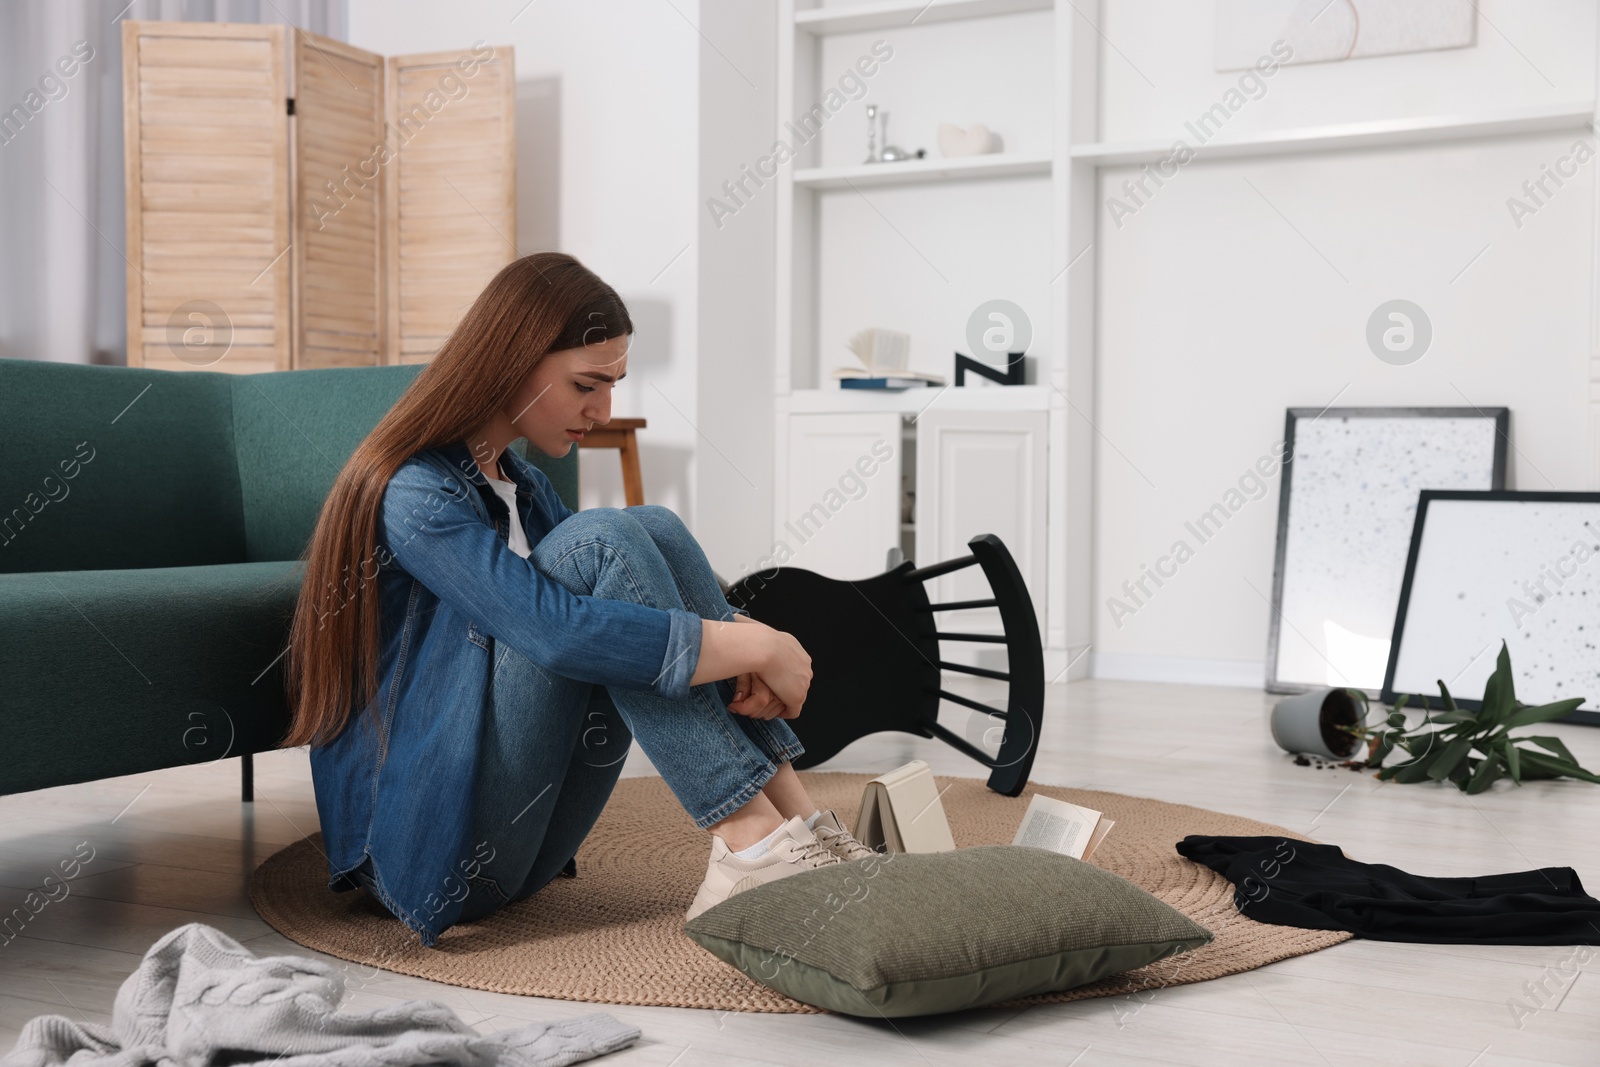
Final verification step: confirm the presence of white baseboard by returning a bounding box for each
[1090,651,1265,689]
[1044,644,1093,684]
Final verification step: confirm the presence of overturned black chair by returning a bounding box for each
[722,533,1044,796]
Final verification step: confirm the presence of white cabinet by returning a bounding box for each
[778,412,903,580]
[915,409,1047,636]
[775,407,1048,645]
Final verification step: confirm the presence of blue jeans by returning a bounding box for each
[444,504,804,922]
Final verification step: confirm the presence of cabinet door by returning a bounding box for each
[781,413,903,580]
[383,45,517,364]
[122,21,289,372]
[915,409,1047,635]
[292,33,386,369]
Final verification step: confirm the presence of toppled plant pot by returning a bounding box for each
[1270,687,1365,760]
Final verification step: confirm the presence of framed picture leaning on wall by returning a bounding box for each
[1383,491,1600,726]
[1266,407,1508,695]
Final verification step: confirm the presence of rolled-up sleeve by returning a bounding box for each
[378,462,702,699]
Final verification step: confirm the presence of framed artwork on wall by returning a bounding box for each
[1383,491,1600,726]
[1214,0,1476,72]
[1266,407,1508,695]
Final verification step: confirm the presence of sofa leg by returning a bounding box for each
[241,752,254,803]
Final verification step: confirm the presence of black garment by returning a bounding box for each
[1176,835,1600,945]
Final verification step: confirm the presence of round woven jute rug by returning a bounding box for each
[249,772,1351,1013]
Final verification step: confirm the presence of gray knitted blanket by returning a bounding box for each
[0,922,639,1067]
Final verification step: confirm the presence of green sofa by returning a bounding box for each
[0,358,577,799]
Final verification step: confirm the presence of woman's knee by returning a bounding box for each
[626,504,688,540]
[557,505,641,531]
[547,506,693,560]
[542,506,652,552]
[531,506,668,593]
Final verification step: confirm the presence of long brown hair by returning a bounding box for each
[278,252,633,749]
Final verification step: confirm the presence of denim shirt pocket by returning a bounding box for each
[467,620,491,650]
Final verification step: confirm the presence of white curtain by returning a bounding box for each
[0,0,346,365]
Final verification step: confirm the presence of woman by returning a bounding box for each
[279,252,874,947]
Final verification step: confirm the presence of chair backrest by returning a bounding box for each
[725,533,1044,797]
[231,364,425,562]
[0,358,579,572]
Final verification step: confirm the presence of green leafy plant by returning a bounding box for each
[1342,641,1600,795]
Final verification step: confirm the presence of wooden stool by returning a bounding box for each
[578,417,646,506]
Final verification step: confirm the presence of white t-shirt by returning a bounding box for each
[484,472,532,559]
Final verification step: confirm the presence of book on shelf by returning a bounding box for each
[834,327,947,389]
[832,367,945,384]
[839,376,933,390]
[1011,794,1115,862]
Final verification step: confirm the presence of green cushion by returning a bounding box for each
[683,845,1213,1017]
[0,560,304,795]
[0,359,240,573]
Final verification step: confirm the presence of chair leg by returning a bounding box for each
[241,752,254,803]
[619,429,645,507]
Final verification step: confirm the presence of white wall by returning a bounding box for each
[695,0,779,585]
[347,0,701,521]
[1090,0,1599,686]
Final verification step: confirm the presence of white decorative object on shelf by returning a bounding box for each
[937,122,1001,157]
[865,106,924,163]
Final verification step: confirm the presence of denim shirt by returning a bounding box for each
[308,439,706,946]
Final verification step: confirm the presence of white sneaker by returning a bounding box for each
[686,815,842,921]
[809,809,880,861]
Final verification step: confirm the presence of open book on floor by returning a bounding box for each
[1012,794,1115,862]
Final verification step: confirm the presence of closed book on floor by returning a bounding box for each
[853,759,956,853]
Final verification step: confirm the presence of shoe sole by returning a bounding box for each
[685,871,770,922]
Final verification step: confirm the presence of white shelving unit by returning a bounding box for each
[791,0,1053,36]
[784,383,1051,413]
[772,0,1084,675]
[794,152,1053,189]
[1073,99,1595,165]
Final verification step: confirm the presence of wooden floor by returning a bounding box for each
[3,677,1599,1065]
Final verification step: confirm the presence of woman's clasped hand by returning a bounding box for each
[725,613,809,721]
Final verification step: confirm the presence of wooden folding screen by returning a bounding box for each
[385,48,518,364]
[122,21,515,372]
[122,23,289,372]
[291,34,386,369]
